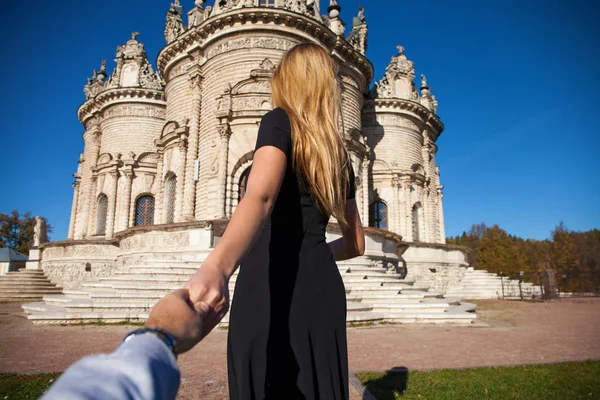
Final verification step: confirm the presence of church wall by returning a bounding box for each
[164,74,192,125]
[98,107,165,157]
[195,35,297,220]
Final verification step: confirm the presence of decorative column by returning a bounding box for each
[225,172,233,218]
[361,155,370,224]
[175,138,188,222]
[154,150,165,225]
[182,69,202,221]
[121,169,135,231]
[105,168,119,240]
[422,185,430,242]
[391,176,401,235]
[217,123,232,218]
[67,181,81,240]
[437,187,446,244]
[403,178,412,242]
[86,175,99,237]
[78,129,101,239]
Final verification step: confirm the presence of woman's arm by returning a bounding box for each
[184,145,287,335]
[328,198,365,261]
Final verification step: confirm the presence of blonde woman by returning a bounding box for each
[185,43,365,399]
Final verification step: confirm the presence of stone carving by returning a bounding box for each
[232,96,271,110]
[340,74,359,90]
[103,106,166,120]
[347,6,368,55]
[165,0,186,44]
[419,74,438,113]
[236,80,271,94]
[91,33,164,92]
[207,37,296,59]
[208,139,219,176]
[259,58,276,71]
[33,216,48,247]
[139,63,163,90]
[83,60,109,99]
[370,45,418,101]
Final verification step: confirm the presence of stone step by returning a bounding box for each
[0,287,62,298]
[341,278,414,287]
[371,302,449,312]
[380,311,476,324]
[99,276,190,284]
[9,270,45,275]
[0,281,58,287]
[28,311,149,325]
[1,275,50,280]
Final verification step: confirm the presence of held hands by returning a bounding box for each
[145,289,208,354]
[184,262,230,338]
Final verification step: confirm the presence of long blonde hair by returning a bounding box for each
[271,42,350,227]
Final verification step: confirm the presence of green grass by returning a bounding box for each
[356,360,600,400]
[0,373,60,399]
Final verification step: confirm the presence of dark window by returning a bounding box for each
[96,194,108,235]
[369,200,388,229]
[135,195,155,226]
[260,0,276,7]
[165,174,177,224]
[238,167,251,202]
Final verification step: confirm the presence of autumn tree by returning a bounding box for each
[550,222,579,272]
[0,210,53,255]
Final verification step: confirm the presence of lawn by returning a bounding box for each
[356,360,600,400]
[0,373,60,399]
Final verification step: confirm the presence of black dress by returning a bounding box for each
[227,108,355,400]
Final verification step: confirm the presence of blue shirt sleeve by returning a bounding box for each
[41,334,180,400]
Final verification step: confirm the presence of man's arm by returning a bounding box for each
[42,289,207,400]
[42,334,180,400]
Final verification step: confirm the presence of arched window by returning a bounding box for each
[260,0,276,7]
[369,200,388,229]
[135,195,155,226]
[165,174,177,224]
[238,166,252,202]
[412,202,423,242]
[96,194,108,235]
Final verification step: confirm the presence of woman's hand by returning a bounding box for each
[184,262,230,338]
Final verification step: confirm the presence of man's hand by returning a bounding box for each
[145,289,208,354]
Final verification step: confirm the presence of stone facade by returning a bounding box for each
[67,1,446,246]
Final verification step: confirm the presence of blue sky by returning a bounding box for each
[1,0,598,241]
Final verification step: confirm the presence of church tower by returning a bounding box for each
[363,46,446,243]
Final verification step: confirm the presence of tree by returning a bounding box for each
[0,210,53,255]
[550,222,579,272]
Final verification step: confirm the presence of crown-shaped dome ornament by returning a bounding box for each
[369,45,419,101]
[83,33,164,99]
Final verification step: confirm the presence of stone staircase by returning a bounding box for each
[445,267,542,300]
[23,258,476,325]
[0,269,63,302]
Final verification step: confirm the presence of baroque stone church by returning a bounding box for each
[69,0,445,245]
[24,0,478,325]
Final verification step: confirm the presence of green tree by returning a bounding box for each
[0,210,53,254]
[477,225,517,275]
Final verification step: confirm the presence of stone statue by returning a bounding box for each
[358,6,365,23]
[33,216,48,247]
[397,45,405,54]
[421,73,427,88]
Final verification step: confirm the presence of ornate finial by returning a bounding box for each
[421,74,428,88]
[195,0,204,5]
[131,32,140,40]
[397,45,405,54]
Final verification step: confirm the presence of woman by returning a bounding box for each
[185,42,365,399]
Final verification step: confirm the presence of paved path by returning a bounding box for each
[1,298,599,399]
